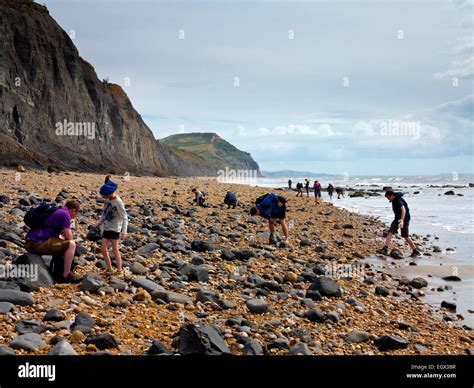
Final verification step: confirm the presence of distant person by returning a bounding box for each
[288,179,292,189]
[192,188,206,206]
[296,182,303,197]
[94,180,128,277]
[250,193,289,245]
[313,180,322,204]
[336,187,345,199]
[377,190,420,257]
[24,200,82,283]
[327,183,335,200]
[304,179,310,197]
[224,191,238,209]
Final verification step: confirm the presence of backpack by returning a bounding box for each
[255,193,270,204]
[24,204,58,229]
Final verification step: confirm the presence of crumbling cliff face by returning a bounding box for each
[0,0,217,176]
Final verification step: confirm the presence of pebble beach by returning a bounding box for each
[0,168,472,356]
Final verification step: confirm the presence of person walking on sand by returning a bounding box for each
[288,179,292,189]
[296,182,303,197]
[327,183,335,200]
[313,180,322,205]
[191,188,206,206]
[250,193,289,245]
[304,179,310,197]
[24,200,82,283]
[94,180,128,277]
[377,189,420,258]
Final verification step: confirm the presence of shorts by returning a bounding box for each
[389,220,410,238]
[25,238,70,255]
[314,190,321,198]
[270,204,286,220]
[102,230,120,240]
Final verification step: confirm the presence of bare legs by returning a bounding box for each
[268,218,289,242]
[62,240,76,278]
[101,238,123,272]
[384,232,417,251]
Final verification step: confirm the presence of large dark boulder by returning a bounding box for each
[177,323,230,355]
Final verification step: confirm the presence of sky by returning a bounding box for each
[41,0,473,175]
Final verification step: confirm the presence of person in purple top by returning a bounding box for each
[25,200,81,282]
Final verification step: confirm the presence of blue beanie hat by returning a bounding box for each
[99,181,118,196]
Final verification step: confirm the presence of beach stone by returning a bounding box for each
[442,275,461,282]
[133,289,152,302]
[246,299,268,314]
[267,338,290,350]
[70,330,86,344]
[326,311,340,323]
[0,281,20,290]
[16,318,45,334]
[346,297,364,308]
[196,289,220,304]
[220,249,236,261]
[346,330,370,343]
[179,264,209,282]
[441,301,457,312]
[74,244,88,257]
[304,309,326,323]
[43,308,65,322]
[0,302,14,314]
[191,239,214,252]
[73,311,95,330]
[375,286,390,296]
[48,340,78,355]
[305,289,322,301]
[243,339,264,355]
[444,190,455,195]
[233,250,257,261]
[284,272,298,283]
[13,253,54,292]
[85,334,119,350]
[148,339,172,355]
[410,277,428,289]
[80,274,104,293]
[10,208,24,217]
[136,243,160,257]
[0,345,16,355]
[374,335,409,351]
[219,299,237,310]
[300,239,312,247]
[158,291,194,305]
[178,323,230,355]
[288,342,312,355]
[109,280,127,292]
[414,344,429,353]
[390,249,404,260]
[0,289,33,305]
[130,262,147,275]
[86,227,101,242]
[131,277,165,293]
[308,277,342,297]
[10,333,46,351]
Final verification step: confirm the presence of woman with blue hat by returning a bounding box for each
[94,178,128,277]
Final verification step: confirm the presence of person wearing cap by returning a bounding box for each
[250,193,289,245]
[93,180,128,277]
